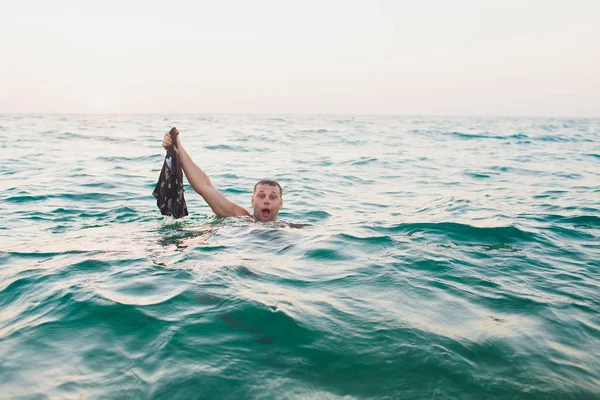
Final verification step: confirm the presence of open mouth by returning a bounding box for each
[260,209,271,219]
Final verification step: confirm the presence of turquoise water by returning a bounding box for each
[1,114,599,399]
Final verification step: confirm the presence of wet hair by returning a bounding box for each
[253,179,283,197]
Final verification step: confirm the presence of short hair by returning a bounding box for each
[253,179,283,196]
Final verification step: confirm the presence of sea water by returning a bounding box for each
[1,114,599,399]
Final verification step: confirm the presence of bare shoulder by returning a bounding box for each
[229,202,251,217]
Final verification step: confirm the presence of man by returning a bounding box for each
[162,130,283,222]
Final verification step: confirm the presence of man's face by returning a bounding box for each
[251,184,283,221]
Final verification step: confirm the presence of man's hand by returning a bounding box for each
[162,132,172,150]
[162,128,180,150]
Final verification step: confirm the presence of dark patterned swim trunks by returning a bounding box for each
[152,127,188,219]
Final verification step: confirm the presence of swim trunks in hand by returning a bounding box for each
[152,127,189,219]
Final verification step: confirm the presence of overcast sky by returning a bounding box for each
[1,0,598,116]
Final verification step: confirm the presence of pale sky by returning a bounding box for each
[1,0,599,117]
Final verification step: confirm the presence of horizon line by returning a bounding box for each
[1,112,599,120]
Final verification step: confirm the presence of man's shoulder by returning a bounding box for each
[226,203,251,218]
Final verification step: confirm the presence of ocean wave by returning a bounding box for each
[4,194,49,203]
[302,247,350,261]
[79,206,139,221]
[297,129,330,134]
[334,233,396,250]
[345,157,379,166]
[4,192,113,203]
[519,213,600,228]
[369,222,536,244]
[205,144,259,152]
[463,171,494,179]
[289,210,331,222]
[97,154,160,163]
[444,131,531,140]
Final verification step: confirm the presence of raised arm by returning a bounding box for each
[162,131,250,218]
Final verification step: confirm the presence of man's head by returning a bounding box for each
[251,179,283,221]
